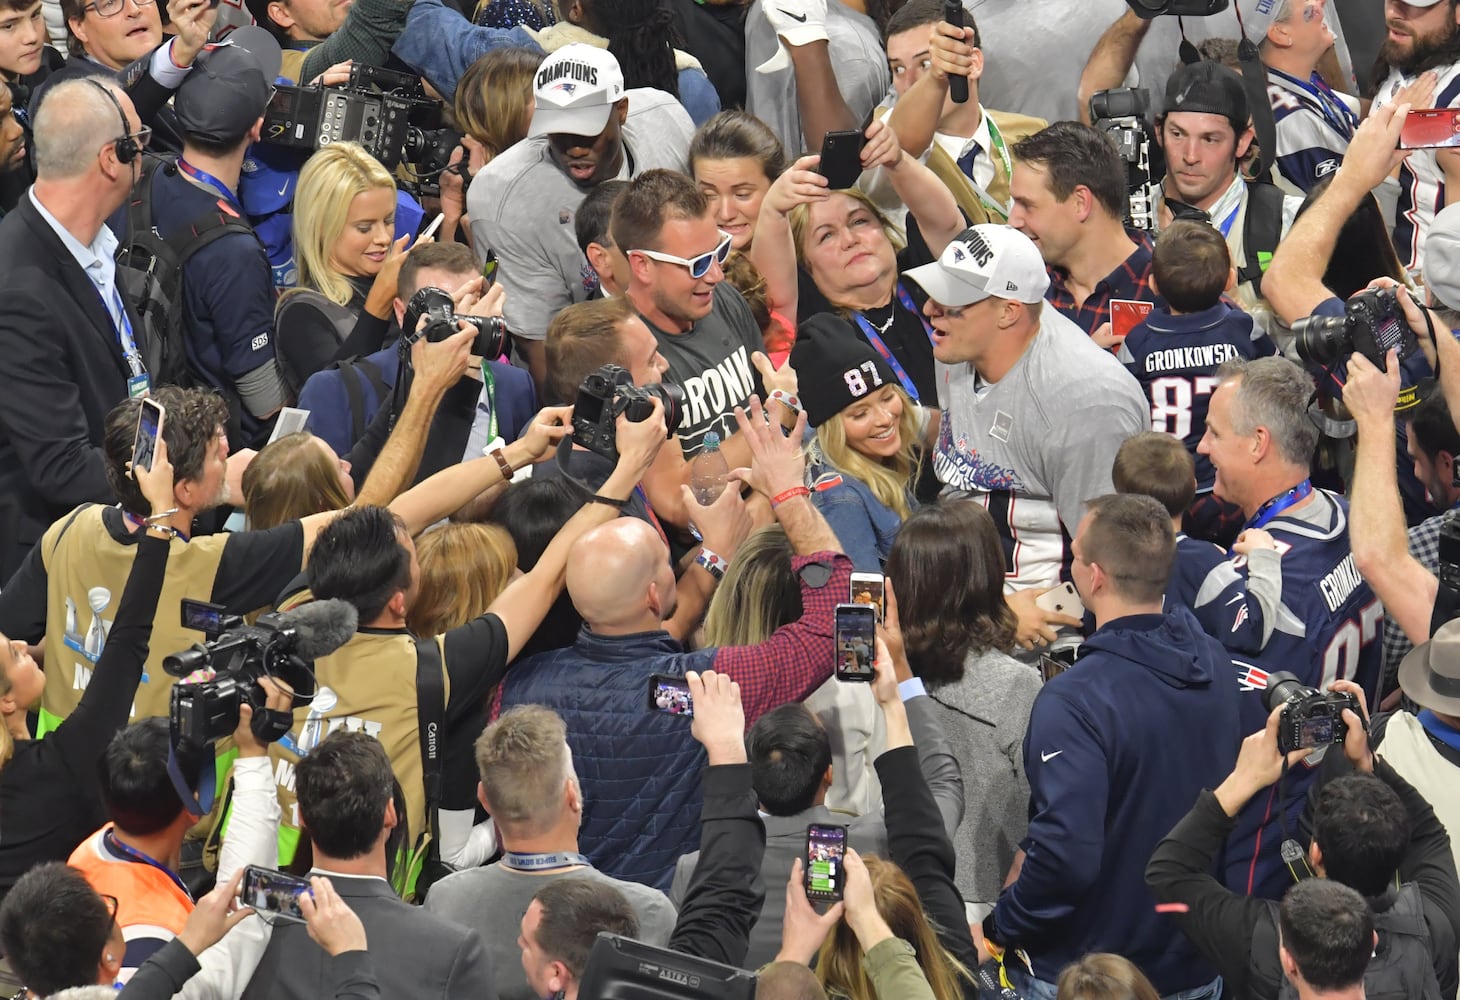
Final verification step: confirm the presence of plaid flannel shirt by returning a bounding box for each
[1045,230,1160,335]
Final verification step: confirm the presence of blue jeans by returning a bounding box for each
[1008,966,1222,1000]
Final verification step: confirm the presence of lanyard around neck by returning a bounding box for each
[500,850,593,872]
[103,827,194,900]
[1241,479,1313,536]
[177,157,243,214]
[851,283,934,403]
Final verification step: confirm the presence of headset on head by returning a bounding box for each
[82,76,139,164]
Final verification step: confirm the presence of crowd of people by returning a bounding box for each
[0,0,1458,997]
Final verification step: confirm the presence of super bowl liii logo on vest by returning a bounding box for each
[537,60,599,89]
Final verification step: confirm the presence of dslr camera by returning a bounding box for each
[1123,0,1228,16]
[1292,287,1420,372]
[402,287,508,359]
[571,364,685,460]
[166,600,320,752]
[1090,88,1159,231]
[1263,670,1361,754]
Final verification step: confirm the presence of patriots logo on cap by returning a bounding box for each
[951,246,966,261]
[550,82,578,95]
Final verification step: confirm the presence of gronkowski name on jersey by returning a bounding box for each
[1267,67,1358,195]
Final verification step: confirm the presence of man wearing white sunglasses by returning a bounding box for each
[614,168,767,459]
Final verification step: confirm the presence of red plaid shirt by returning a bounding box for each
[1045,230,1163,335]
[712,551,852,724]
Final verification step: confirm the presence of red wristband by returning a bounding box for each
[771,486,811,508]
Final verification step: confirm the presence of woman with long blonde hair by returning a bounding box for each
[242,432,355,531]
[275,142,421,393]
[407,523,519,637]
[791,314,921,571]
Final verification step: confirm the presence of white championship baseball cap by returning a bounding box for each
[529,44,627,139]
[902,225,1050,308]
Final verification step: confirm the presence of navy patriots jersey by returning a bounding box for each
[1267,68,1357,195]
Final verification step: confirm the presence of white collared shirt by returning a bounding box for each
[29,186,123,325]
[931,104,995,191]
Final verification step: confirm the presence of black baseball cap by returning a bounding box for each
[790,315,900,428]
[1163,61,1248,132]
[174,27,282,145]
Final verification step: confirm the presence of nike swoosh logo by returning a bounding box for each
[1041,750,1062,762]
[277,182,290,197]
[778,8,808,20]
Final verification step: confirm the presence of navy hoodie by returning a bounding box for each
[991,606,1243,993]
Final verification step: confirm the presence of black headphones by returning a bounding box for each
[83,77,139,164]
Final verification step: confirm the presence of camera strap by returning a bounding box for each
[413,635,447,883]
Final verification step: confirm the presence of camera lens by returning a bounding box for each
[163,645,211,678]
[1263,670,1313,713]
[649,383,685,434]
[1292,315,1352,369]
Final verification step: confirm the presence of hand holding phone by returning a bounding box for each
[849,573,885,622]
[132,398,164,477]
[804,823,848,902]
[834,603,878,682]
[1399,108,1460,149]
[1035,581,1085,620]
[647,674,694,717]
[240,865,312,922]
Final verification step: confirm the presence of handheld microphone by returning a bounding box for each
[943,0,968,104]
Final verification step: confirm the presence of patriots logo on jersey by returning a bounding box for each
[1231,603,1250,633]
[1235,661,1270,692]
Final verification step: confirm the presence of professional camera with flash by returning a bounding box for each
[571,364,685,460]
[1089,88,1159,232]
[1292,287,1420,373]
[402,286,509,358]
[1262,671,1362,755]
[166,599,357,752]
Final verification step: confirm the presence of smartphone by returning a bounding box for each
[818,129,867,190]
[1109,299,1154,339]
[647,673,694,717]
[1038,653,1071,684]
[481,248,499,288]
[1399,108,1460,149]
[132,398,164,475]
[943,0,968,104]
[834,603,878,683]
[267,406,311,445]
[849,573,885,622]
[1035,581,1085,620]
[240,865,311,922]
[419,212,446,242]
[804,823,848,902]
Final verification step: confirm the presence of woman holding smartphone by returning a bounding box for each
[791,315,923,571]
[0,436,175,902]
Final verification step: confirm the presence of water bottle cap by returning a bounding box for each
[703,432,721,447]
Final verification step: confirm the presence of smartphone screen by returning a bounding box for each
[1038,654,1070,684]
[849,573,885,623]
[834,603,877,682]
[804,823,848,902]
[132,399,163,475]
[647,674,694,717]
[1400,108,1460,149]
[1109,299,1154,339]
[241,865,311,921]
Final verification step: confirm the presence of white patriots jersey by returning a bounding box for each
[1375,61,1460,274]
[1267,68,1358,196]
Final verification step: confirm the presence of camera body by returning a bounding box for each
[1293,287,1420,372]
[570,364,685,460]
[402,125,463,197]
[1090,88,1159,232]
[1263,670,1360,754]
[1124,0,1228,17]
[402,287,508,359]
[166,603,314,752]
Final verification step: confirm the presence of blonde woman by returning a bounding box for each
[241,432,355,531]
[275,142,427,393]
[791,314,922,571]
[407,522,519,637]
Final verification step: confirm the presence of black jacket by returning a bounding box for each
[29,49,185,155]
[0,194,137,578]
[1145,758,1460,1000]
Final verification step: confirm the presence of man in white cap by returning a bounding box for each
[903,223,1148,646]
[467,44,694,393]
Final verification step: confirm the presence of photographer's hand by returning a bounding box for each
[877,577,914,683]
[762,154,829,217]
[463,282,506,322]
[166,0,218,67]
[601,399,669,500]
[1214,706,1308,817]
[1334,101,1411,197]
[233,677,295,759]
[685,669,746,765]
[507,405,574,468]
[1328,679,1375,774]
[365,234,429,319]
[308,60,355,87]
[177,870,252,957]
[843,849,894,952]
[298,877,368,956]
[409,322,475,396]
[927,18,976,85]
[680,481,753,562]
[1341,349,1401,430]
[861,118,902,172]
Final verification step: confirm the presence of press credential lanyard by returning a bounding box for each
[1237,479,1313,541]
[500,850,593,872]
[852,283,935,403]
[963,115,1013,221]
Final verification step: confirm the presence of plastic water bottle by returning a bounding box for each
[690,432,730,505]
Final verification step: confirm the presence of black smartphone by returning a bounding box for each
[943,0,968,103]
[817,129,866,190]
[834,603,877,683]
[132,397,164,476]
[481,248,499,289]
[647,673,694,717]
[804,823,848,902]
[240,865,311,922]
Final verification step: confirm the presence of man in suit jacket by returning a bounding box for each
[866,0,1047,229]
[0,77,145,578]
[241,730,496,1000]
[667,684,964,969]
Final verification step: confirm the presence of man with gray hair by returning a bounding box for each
[0,75,148,577]
[424,705,677,1000]
[1260,0,1358,196]
[1194,354,1381,900]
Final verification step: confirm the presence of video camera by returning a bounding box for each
[1090,88,1160,232]
[261,64,461,196]
[570,364,685,461]
[165,599,356,752]
[1292,287,1421,373]
[401,286,509,359]
[1263,671,1362,754]
[1123,0,1228,16]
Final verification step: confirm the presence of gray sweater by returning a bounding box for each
[925,648,1042,909]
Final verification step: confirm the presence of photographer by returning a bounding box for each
[1277,881,1380,1000]
[1145,680,1459,1000]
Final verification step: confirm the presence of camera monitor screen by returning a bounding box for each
[577,933,756,1000]
[1298,716,1336,749]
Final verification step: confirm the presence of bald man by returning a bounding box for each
[0,78,149,575]
[496,400,853,890]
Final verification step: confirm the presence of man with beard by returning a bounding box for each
[1372,0,1460,274]
[467,44,694,393]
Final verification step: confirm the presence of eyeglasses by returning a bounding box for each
[81,0,154,17]
[104,123,151,157]
[630,231,733,279]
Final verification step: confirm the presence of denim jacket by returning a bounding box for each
[806,455,909,572]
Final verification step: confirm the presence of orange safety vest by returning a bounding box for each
[68,825,193,942]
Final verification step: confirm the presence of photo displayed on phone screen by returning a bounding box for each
[647,673,694,717]
[804,823,848,902]
[132,399,163,475]
[834,603,877,682]
[849,573,884,622]
[241,865,311,922]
